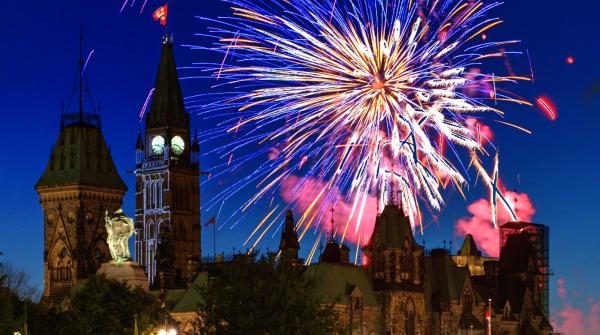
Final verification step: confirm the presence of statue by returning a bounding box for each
[104,209,135,264]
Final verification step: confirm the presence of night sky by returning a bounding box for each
[1,0,599,327]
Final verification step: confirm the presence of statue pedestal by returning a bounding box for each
[97,261,149,291]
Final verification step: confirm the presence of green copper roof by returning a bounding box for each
[304,263,378,307]
[458,234,482,257]
[368,204,413,249]
[146,40,189,130]
[424,252,469,312]
[35,123,127,191]
[171,272,208,313]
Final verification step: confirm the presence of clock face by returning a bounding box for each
[151,135,165,155]
[171,135,185,155]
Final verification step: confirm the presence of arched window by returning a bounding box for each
[463,289,473,314]
[53,245,72,282]
[404,299,416,335]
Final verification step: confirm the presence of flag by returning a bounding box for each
[486,300,492,335]
[204,216,216,228]
[152,4,168,26]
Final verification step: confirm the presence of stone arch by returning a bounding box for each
[147,220,157,239]
[50,240,73,282]
[90,241,108,271]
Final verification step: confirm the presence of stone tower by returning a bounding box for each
[35,33,127,305]
[135,37,201,288]
[362,203,426,335]
[278,210,300,260]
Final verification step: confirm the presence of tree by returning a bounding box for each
[0,263,40,300]
[27,274,167,335]
[64,274,166,335]
[197,253,337,335]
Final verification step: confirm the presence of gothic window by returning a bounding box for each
[401,248,412,271]
[463,289,473,314]
[376,251,384,274]
[390,252,396,281]
[404,299,416,335]
[53,246,72,282]
[352,297,363,311]
[95,249,103,261]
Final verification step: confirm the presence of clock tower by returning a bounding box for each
[135,37,201,288]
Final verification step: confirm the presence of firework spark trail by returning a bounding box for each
[82,50,95,74]
[195,0,533,250]
[139,88,155,120]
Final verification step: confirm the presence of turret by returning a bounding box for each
[136,130,145,166]
[135,36,201,287]
[191,129,200,165]
[279,210,300,260]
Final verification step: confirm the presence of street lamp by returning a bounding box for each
[158,316,176,335]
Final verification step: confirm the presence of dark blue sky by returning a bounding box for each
[1,0,599,316]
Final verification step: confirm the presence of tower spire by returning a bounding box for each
[78,20,84,122]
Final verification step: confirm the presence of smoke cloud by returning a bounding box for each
[454,190,536,257]
[280,175,378,244]
[553,278,600,335]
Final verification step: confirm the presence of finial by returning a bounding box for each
[513,190,519,218]
[329,205,335,242]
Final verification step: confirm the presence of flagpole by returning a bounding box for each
[165,2,169,39]
[488,298,492,335]
[213,220,216,258]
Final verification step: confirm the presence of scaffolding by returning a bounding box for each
[500,221,550,317]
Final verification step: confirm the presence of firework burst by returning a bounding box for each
[192,0,532,254]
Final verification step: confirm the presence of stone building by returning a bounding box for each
[163,202,553,334]
[452,234,494,276]
[135,36,202,289]
[36,36,127,306]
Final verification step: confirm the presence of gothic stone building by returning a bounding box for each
[36,36,203,305]
[163,203,552,335]
[36,58,127,305]
[134,37,201,289]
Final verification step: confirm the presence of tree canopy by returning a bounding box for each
[1,273,167,335]
[198,253,337,335]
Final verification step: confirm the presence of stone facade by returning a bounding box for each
[36,120,127,306]
[163,203,553,335]
[135,38,201,289]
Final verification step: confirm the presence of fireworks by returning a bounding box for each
[195,0,532,253]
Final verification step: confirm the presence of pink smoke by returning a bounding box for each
[557,278,567,299]
[280,175,378,244]
[454,190,536,257]
[553,279,600,335]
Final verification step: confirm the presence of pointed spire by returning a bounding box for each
[136,130,144,150]
[279,210,300,259]
[146,38,189,130]
[192,129,200,151]
[78,20,84,122]
[459,234,482,257]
